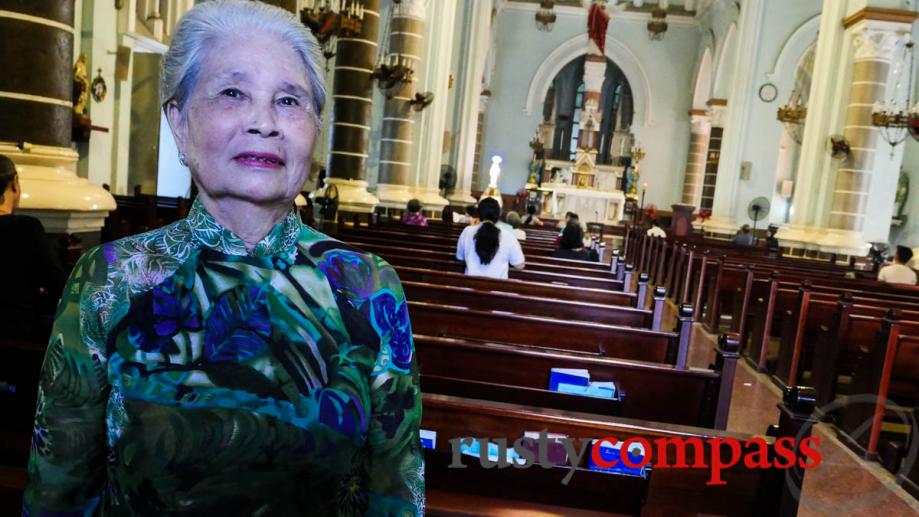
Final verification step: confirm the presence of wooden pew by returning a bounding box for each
[409,300,694,366]
[403,281,663,330]
[423,386,817,516]
[394,265,639,308]
[416,333,740,429]
[834,313,919,461]
[354,245,627,291]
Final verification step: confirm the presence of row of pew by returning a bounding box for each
[623,225,919,499]
[334,220,819,515]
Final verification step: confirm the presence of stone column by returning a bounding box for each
[700,101,727,213]
[703,0,766,237]
[578,55,606,152]
[821,17,912,255]
[376,0,426,210]
[680,110,711,207]
[448,0,491,206]
[777,6,917,256]
[0,1,114,236]
[325,0,381,213]
[410,0,455,215]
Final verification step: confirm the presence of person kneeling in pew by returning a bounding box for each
[455,197,525,279]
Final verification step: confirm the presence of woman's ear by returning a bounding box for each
[165,101,188,151]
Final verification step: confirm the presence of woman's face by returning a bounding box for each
[167,32,318,208]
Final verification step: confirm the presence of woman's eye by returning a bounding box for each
[221,88,243,98]
[278,97,300,107]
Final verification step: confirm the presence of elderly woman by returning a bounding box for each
[24,2,422,515]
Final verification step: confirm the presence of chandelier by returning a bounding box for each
[301,0,366,68]
[871,40,917,154]
[371,54,415,95]
[647,8,668,40]
[777,92,807,144]
[535,0,556,31]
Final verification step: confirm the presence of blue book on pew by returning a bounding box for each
[549,368,590,391]
[420,429,436,450]
[587,439,649,478]
[550,369,617,399]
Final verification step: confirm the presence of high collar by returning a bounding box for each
[185,197,302,257]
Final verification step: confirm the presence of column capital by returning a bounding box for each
[396,0,428,20]
[690,111,711,131]
[706,104,728,127]
[849,23,909,62]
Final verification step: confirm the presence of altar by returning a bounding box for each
[530,156,626,225]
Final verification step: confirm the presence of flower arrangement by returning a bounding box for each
[695,208,712,223]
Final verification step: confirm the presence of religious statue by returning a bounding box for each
[588,1,610,54]
[895,169,910,220]
[527,156,544,186]
[488,155,502,188]
[622,165,639,200]
[480,155,503,206]
[73,54,90,116]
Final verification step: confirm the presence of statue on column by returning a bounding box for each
[588,1,610,54]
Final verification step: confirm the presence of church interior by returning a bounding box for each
[5,0,919,514]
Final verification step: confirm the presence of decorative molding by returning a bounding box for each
[525,32,653,126]
[689,108,708,116]
[0,9,74,33]
[706,98,727,106]
[768,14,820,81]
[842,7,919,29]
[500,1,698,25]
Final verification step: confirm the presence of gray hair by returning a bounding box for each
[506,211,522,228]
[161,0,326,118]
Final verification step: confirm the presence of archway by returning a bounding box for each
[692,47,714,110]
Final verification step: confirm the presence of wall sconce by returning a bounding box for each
[647,8,668,40]
[535,0,556,31]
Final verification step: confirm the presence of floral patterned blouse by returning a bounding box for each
[24,199,423,516]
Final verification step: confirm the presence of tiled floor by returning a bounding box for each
[678,305,919,516]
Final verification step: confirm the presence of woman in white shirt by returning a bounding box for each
[456,198,525,279]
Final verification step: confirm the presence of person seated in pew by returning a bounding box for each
[456,197,525,279]
[879,245,918,285]
[23,3,422,514]
[0,154,65,340]
[732,224,754,246]
[646,219,666,238]
[402,198,428,227]
[765,224,781,256]
[504,211,527,241]
[552,223,599,262]
[522,204,543,226]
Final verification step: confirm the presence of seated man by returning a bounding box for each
[879,245,917,285]
[504,211,526,241]
[732,224,754,246]
[646,219,666,238]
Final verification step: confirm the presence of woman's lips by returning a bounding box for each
[234,152,285,169]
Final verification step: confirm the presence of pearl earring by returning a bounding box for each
[179,153,188,166]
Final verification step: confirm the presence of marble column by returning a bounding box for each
[410,0,455,215]
[703,0,766,237]
[325,0,381,213]
[0,0,114,235]
[680,110,711,207]
[448,0,492,206]
[376,0,426,209]
[822,19,910,254]
[777,5,917,256]
[700,101,727,213]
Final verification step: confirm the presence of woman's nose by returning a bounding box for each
[247,105,280,137]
